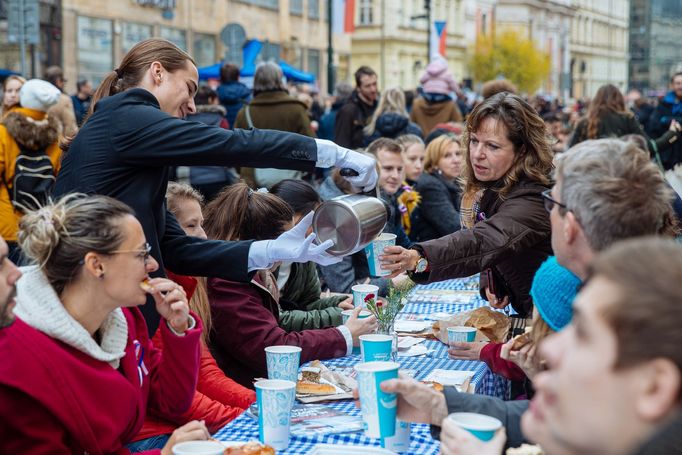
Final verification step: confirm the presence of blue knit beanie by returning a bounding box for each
[530,256,581,331]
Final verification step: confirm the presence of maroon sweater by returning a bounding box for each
[479,342,526,381]
[0,308,202,454]
[208,275,347,388]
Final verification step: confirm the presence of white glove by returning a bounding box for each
[315,139,378,192]
[248,212,342,270]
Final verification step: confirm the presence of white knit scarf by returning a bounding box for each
[14,266,129,369]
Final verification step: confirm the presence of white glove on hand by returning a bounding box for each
[265,212,341,266]
[315,139,378,192]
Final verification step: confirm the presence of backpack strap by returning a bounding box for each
[245,105,254,129]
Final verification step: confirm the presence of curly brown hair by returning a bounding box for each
[461,92,554,198]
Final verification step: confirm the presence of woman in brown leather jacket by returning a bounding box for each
[382,92,554,323]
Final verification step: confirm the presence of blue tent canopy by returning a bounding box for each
[197,39,315,83]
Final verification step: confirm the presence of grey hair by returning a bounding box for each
[253,62,286,95]
[18,194,135,295]
[555,139,675,252]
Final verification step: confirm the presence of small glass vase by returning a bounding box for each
[377,320,398,361]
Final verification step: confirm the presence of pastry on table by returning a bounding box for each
[223,442,275,454]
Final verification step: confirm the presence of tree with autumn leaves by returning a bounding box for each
[468,28,551,94]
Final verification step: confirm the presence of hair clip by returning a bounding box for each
[256,187,269,193]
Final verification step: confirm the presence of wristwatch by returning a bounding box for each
[414,253,429,273]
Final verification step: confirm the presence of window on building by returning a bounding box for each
[77,16,113,86]
[307,48,320,80]
[193,33,216,68]
[359,0,373,25]
[121,22,153,54]
[262,41,281,62]
[481,12,487,35]
[159,26,187,51]
[308,0,320,19]
[290,0,303,15]
[236,0,279,10]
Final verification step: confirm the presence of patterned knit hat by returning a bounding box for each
[530,256,581,331]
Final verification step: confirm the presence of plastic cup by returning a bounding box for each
[352,284,380,308]
[447,412,502,441]
[341,308,373,324]
[254,379,297,450]
[265,345,302,382]
[172,441,225,455]
[360,334,394,362]
[364,233,397,277]
[447,326,477,343]
[382,419,411,452]
[355,361,400,439]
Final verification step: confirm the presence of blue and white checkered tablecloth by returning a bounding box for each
[213,276,509,454]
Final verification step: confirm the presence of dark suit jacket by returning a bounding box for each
[55,88,317,333]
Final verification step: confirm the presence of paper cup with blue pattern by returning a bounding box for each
[172,440,225,454]
[265,345,302,382]
[447,412,502,441]
[254,379,297,450]
[354,361,400,440]
[360,334,394,362]
[341,308,373,324]
[447,326,477,343]
[352,284,380,308]
[382,419,411,452]
[364,233,397,277]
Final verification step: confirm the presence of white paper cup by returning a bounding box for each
[447,326,477,343]
[265,345,302,382]
[352,284,380,308]
[341,308,373,324]
[447,412,502,441]
[354,361,400,439]
[255,379,297,450]
[172,441,226,455]
[364,233,397,277]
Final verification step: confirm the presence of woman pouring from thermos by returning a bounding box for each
[54,38,377,334]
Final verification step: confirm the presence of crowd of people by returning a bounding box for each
[0,36,681,454]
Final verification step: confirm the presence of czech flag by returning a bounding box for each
[430,21,447,59]
[332,0,355,34]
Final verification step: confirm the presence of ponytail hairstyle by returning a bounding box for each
[270,179,321,218]
[17,194,135,295]
[62,38,195,151]
[165,182,212,343]
[203,182,293,242]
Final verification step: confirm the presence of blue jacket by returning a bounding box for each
[649,91,682,169]
[363,112,423,146]
[217,81,252,129]
[54,88,317,333]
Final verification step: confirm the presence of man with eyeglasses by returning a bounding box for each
[376,138,678,450]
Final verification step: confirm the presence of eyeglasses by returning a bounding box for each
[541,190,568,213]
[109,243,152,264]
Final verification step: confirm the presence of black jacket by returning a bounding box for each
[54,89,317,333]
[649,92,682,170]
[334,90,377,149]
[363,112,423,146]
[410,171,461,242]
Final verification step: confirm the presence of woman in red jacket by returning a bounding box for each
[204,183,377,388]
[132,182,256,449]
[0,194,207,454]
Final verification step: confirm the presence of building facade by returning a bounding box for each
[59,0,341,94]
[348,0,467,91]
[629,0,682,94]
[569,0,629,99]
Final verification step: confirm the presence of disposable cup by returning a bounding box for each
[352,284,380,308]
[364,233,397,277]
[254,379,297,450]
[265,345,302,382]
[447,326,477,343]
[447,412,502,441]
[382,419,411,452]
[360,334,394,362]
[341,309,373,324]
[172,441,225,455]
[354,361,400,439]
